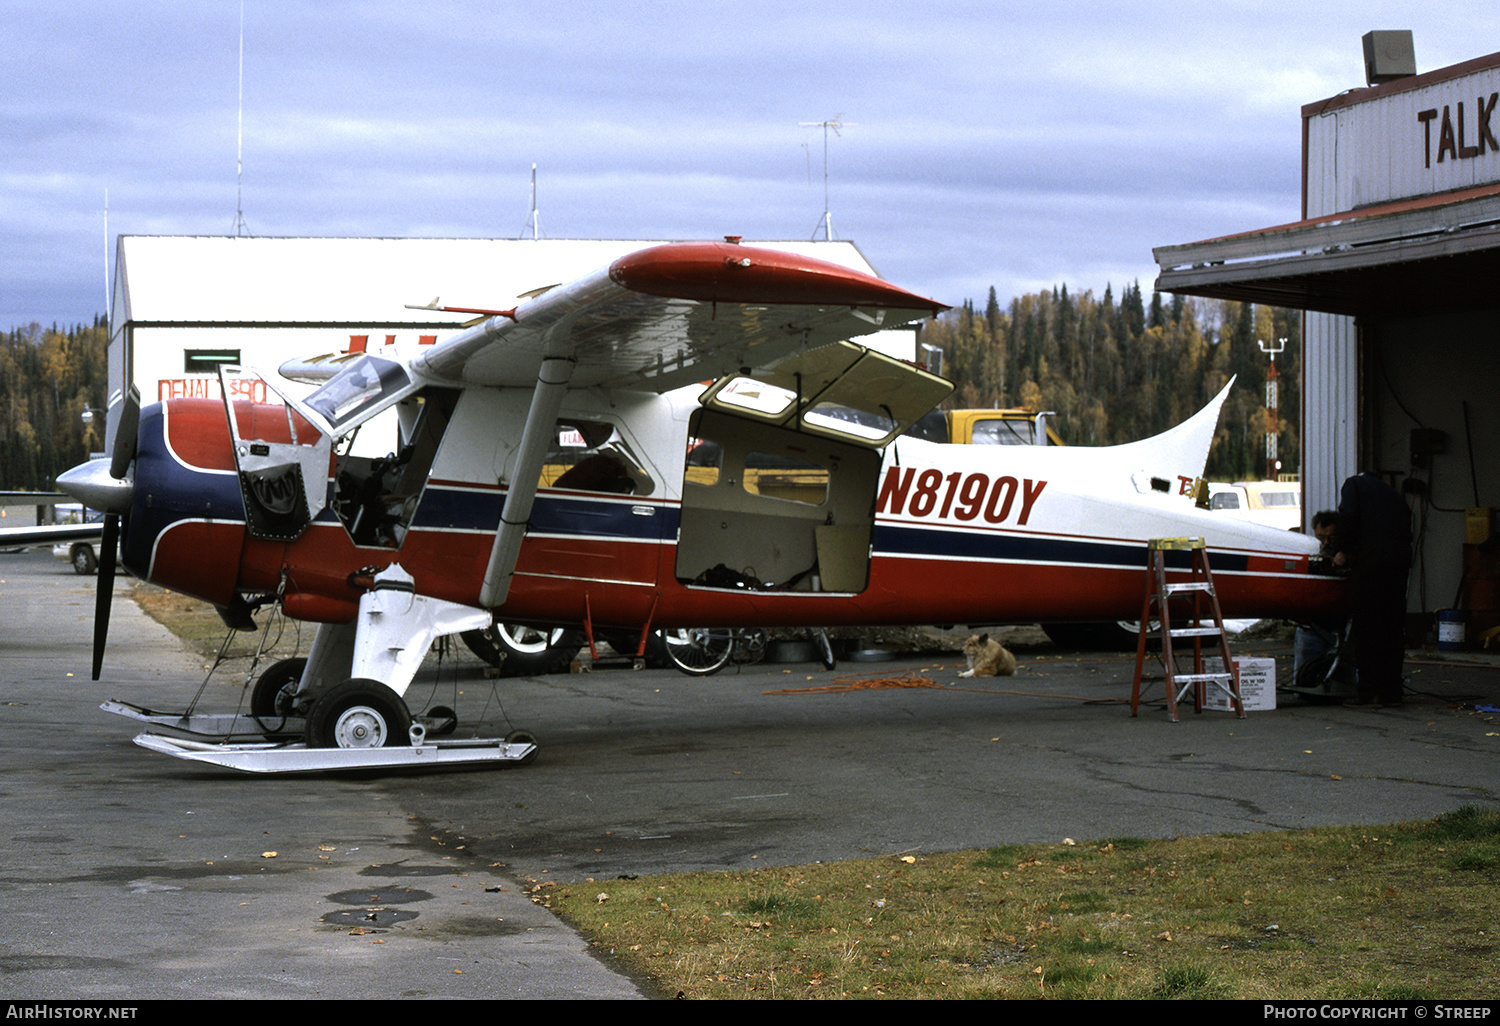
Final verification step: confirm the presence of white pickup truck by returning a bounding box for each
[1206,481,1302,531]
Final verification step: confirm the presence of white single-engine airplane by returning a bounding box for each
[58,239,1344,767]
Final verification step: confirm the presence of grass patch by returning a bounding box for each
[543,807,1500,999]
[131,580,306,661]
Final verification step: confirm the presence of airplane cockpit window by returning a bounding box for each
[540,420,655,497]
[304,355,413,432]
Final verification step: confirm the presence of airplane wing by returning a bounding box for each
[277,241,948,610]
[410,241,947,392]
[0,522,103,548]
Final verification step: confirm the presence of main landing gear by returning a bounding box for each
[107,682,543,772]
[251,660,416,749]
[305,679,413,749]
[460,623,583,676]
[104,564,548,772]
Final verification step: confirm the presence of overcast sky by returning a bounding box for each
[5,1,1497,329]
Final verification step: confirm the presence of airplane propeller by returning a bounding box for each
[109,385,140,479]
[58,386,140,680]
[92,513,120,680]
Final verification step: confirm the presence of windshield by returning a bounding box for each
[303,356,413,431]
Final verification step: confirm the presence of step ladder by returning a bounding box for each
[1130,537,1244,722]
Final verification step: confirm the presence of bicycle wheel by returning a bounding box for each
[659,628,735,676]
[813,628,837,671]
[734,628,768,664]
[1287,649,1357,703]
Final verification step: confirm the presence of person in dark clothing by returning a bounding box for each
[1312,473,1412,707]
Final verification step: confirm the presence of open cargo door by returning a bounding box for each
[677,342,952,594]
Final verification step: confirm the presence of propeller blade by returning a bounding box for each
[91,513,119,681]
[109,386,141,480]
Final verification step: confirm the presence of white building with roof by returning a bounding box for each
[1154,36,1500,641]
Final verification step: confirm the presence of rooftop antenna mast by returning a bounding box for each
[521,163,543,239]
[231,0,249,237]
[103,189,110,317]
[800,115,854,240]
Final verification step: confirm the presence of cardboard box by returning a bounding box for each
[1201,656,1277,712]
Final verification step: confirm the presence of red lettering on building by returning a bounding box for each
[158,378,267,403]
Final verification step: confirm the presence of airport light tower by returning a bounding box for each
[1259,337,1286,480]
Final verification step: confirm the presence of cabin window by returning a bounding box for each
[742,452,829,506]
[802,402,895,442]
[685,437,722,486]
[540,420,655,497]
[709,377,799,418]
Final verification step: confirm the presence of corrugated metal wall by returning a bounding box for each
[1305,62,1500,217]
[1301,311,1359,522]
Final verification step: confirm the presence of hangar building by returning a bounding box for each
[1154,37,1500,642]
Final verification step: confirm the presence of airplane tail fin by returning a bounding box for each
[1109,376,1234,497]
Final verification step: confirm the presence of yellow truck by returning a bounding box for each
[908,407,1062,446]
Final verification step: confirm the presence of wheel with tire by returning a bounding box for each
[659,627,734,676]
[505,729,539,766]
[1288,650,1356,704]
[250,658,307,717]
[422,704,458,736]
[813,629,837,671]
[460,623,583,676]
[597,629,673,668]
[306,679,412,749]
[1042,621,1152,652]
[71,544,98,575]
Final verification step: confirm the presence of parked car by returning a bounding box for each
[51,504,108,574]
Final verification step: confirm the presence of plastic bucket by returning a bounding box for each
[1437,609,1468,651]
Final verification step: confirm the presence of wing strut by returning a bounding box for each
[478,356,575,608]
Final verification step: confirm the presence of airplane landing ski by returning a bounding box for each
[131,732,537,775]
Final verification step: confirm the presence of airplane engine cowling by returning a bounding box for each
[124,400,249,607]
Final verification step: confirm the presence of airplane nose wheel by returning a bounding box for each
[251,658,308,717]
[307,679,412,749]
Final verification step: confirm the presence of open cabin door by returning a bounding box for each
[218,367,333,542]
[676,342,951,594]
